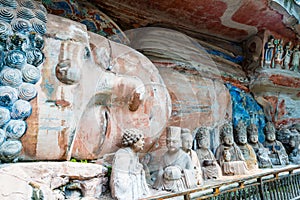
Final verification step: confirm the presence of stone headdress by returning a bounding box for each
[195,127,209,141]
[264,122,276,134]
[234,121,247,137]
[247,123,258,137]
[180,128,193,140]
[167,126,181,140]
[220,123,233,139]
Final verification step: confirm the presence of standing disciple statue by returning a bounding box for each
[195,127,222,180]
[274,39,284,69]
[181,128,203,185]
[288,134,300,164]
[153,126,197,192]
[110,129,149,200]
[291,44,300,72]
[247,124,272,168]
[263,122,289,165]
[215,123,249,175]
[234,121,258,170]
[264,36,275,68]
[283,41,292,69]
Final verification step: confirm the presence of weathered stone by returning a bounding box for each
[0,162,107,199]
[250,68,300,127]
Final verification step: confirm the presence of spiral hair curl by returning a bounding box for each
[121,128,143,147]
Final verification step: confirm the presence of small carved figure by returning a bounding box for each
[215,123,249,175]
[110,128,149,200]
[223,148,232,162]
[153,126,197,192]
[263,122,289,165]
[288,134,300,164]
[195,127,222,180]
[274,39,284,69]
[283,41,292,69]
[234,121,258,170]
[290,44,300,72]
[181,128,203,185]
[247,123,272,168]
[264,35,275,68]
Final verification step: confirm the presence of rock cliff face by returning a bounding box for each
[250,68,300,128]
[0,162,107,199]
[19,19,300,162]
[0,0,296,165]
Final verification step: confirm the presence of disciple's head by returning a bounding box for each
[221,123,234,146]
[166,126,182,153]
[195,127,210,149]
[235,121,247,145]
[264,122,276,142]
[247,123,259,144]
[181,128,193,152]
[122,128,145,152]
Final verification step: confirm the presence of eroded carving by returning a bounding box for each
[291,44,299,72]
[153,126,197,192]
[247,123,272,168]
[181,128,203,185]
[288,133,300,164]
[195,127,222,180]
[234,121,258,170]
[263,35,275,68]
[215,123,249,175]
[110,128,149,200]
[262,35,299,71]
[263,122,289,165]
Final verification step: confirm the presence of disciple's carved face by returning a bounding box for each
[266,132,276,142]
[223,135,234,146]
[197,136,209,149]
[166,138,181,153]
[249,134,258,144]
[289,139,296,148]
[265,123,276,142]
[132,136,145,152]
[237,134,247,145]
[247,124,259,143]
[196,128,210,148]
[181,134,193,151]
